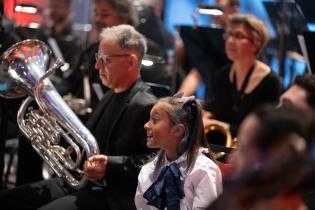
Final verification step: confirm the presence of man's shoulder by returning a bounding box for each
[130,81,158,105]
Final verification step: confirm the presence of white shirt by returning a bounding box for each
[135,148,223,210]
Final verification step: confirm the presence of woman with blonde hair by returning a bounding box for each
[203,14,281,137]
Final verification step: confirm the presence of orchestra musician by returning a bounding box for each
[0,24,157,210]
[202,14,281,137]
[179,0,240,98]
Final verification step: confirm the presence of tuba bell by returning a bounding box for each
[0,39,100,189]
[204,123,238,160]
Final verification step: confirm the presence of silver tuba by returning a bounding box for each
[0,39,99,189]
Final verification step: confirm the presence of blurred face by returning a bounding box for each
[225,24,257,61]
[279,85,312,112]
[213,0,239,26]
[92,1,128,33]
[231,114,261,173]
[144,103,177,149]
[47,0,70,23]
[95,37,131,89]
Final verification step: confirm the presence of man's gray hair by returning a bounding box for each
[101,24,147,59]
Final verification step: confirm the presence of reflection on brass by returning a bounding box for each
[0,39,99,189]
[204,123,238,159]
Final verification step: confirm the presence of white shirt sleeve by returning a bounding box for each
[135,163,157,210]
[183,158,223,210]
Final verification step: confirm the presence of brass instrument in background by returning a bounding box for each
[0,39,99,189]
[204,123,238,160]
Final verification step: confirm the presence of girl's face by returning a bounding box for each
[144,103,178,150]
[225,23,258,61]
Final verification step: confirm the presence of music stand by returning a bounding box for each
[263,0,307,78]
[299,31,315,74]
[295,0,315,23]
[178,25,231,100]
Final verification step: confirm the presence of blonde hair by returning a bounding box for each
[227,14,269,55]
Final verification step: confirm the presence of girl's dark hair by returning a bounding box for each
[251,105,315,153]
[153,96,214,174]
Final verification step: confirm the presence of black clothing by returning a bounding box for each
[135,4,175,54]
[0,27,22,189]
[180,26,232,101]
[0,27,22,138]
[206,65,281,136]
[0,79,157,210]
[93,91,129,151]
[86,79,157,197]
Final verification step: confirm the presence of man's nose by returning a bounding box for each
[95,59,102,70]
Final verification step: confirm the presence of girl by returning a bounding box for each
[135,93,222,210]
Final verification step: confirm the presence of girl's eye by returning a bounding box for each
[151,116,159,123]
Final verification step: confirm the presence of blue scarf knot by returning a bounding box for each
[143,162,185,210]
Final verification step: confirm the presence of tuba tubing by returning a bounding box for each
[1,39,100,189]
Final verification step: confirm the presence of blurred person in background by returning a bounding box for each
[38,0,84,95]
[208,105,315,210]
[278,74,315,210]
[202,14,281,138]
[179,0,240,98]
[279,74,315,112]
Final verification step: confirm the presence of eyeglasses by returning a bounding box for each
[95,53,130,65]
[223,32,253,42]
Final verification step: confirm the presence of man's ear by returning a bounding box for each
[129,54,139,67]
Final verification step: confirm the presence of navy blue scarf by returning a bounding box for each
[143,162,185,210]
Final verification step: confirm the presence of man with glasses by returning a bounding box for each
[69,0,167,114]
[68,0,140,114]
[0,24,157,210]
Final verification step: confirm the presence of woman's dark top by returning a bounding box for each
[205,64,281,136]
